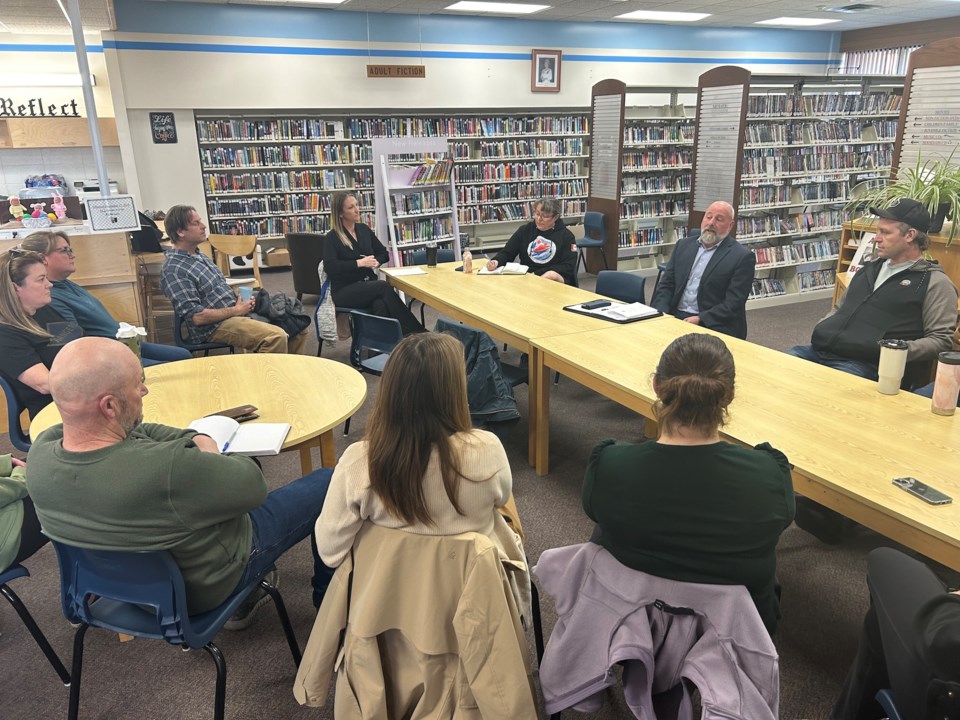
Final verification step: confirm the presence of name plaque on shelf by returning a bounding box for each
[898,65,960,171]
[590,94,623,200]
[366,65,426,79]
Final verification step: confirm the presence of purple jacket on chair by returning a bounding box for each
[533,543,779,719]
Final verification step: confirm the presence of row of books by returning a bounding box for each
[623,123,692,144]
[349,115,588,139]
[454,160,581,182]
[752,239,839,267]
[457,199,586,225]
[409,159,454,186]
[745,120,897,146]
[456,179,587,204]
[798,268,838,291]
[737,208,845,238]
[796,181,848,202]
[748,278,787,299]
[621,198,689,219]
[617,226,690,247]
[392,216,455,245]
[740,185,791,207]
[389,190,452,216]
[203,169,374,195]
[743,149,892,176]
[197,118,346,142]
[464,138,585,160]
[623,148,693,170]
[208,194,336,218]
[622,174,691,195]
[207,211,376,238]
[747,92,901,117]
[200,143,372,169]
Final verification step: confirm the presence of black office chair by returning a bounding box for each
[342,311,404,436]
[286,233,325,300]
[596,270,647,304]
[173,313,235,357]
[406,248,456,325]
[0,374,31,452]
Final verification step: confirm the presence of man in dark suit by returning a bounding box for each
[651,201,755,339]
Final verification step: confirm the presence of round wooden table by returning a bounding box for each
[31,354,367,473]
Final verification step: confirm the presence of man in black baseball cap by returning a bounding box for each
[787,197,957,544]
[868,197,931,234]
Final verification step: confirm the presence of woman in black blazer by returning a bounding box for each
[322,192,425,335]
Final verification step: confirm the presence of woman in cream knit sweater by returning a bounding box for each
[315,332,523,568]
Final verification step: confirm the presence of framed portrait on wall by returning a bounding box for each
[531,49,561,93]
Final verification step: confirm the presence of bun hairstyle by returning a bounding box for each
[653,333,735,436]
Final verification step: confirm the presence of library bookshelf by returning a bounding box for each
[193,110,589,260]
[735,86,902,307]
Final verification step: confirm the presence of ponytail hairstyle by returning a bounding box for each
[365,332,472,526]
[653,333,735,437]
[329,192,355,249]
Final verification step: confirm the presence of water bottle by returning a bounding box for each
[425,240,438,267]
[931,351,960,416]
[462,249,473,274]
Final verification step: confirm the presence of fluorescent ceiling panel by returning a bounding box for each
[616,10,710,22]
[755,16,840,25]
[445,2,550,15]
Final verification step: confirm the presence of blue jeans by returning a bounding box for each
[141,342,192,367]
[235,468,335,608]
[787,345,879,381]
[913,382,935,398]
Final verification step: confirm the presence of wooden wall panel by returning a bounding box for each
[841,20,960,53]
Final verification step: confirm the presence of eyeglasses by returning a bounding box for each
[534,209,558,219]
[50,246,76,256]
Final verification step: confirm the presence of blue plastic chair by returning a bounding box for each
[407,248,456,325]
[173,313,235,357]
[596,270,647,304]
[576,211,609,275]
[0,374,32,452]
[51,541,301,720]
[0,564,71,685]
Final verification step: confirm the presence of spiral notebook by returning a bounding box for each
[563,300,662,324]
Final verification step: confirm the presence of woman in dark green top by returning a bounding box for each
[583,332,795,633]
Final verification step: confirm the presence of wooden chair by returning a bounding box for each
[207,234,262,289]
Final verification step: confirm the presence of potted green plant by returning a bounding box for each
[847,150,960,244]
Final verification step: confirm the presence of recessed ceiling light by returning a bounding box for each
[818,4,879,12]
[755,17,841,26]
[446,1,549,13]
[616,10,710,22]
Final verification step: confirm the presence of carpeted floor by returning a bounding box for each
[0,268,928,719]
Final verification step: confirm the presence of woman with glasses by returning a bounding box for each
[486,198,578,285]
[0,247,80,418]
[20,231,191,367]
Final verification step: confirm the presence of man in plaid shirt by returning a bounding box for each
[160,206,307,354]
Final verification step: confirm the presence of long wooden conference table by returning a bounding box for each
[31,354,367,474]
[385,263,960,571]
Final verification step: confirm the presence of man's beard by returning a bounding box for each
[117,399,143,436]
[701,229,719,246]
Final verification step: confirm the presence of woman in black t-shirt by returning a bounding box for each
[0,248,79,418]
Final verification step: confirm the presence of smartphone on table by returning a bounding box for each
[892,477,952,505]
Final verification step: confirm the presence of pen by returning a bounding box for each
[222,441,231,453]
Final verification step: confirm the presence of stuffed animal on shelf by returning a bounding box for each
[8,195,25,221]
[51,193,68,219]
[30,202,47,218]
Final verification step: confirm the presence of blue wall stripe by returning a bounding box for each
[101,39,832,66]
[0,43,103,53]
[113,0,837,55]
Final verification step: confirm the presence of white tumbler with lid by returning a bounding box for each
[931,351,960,416]
[877,339,908,395]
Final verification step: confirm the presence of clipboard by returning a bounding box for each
[563,301,663,324]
